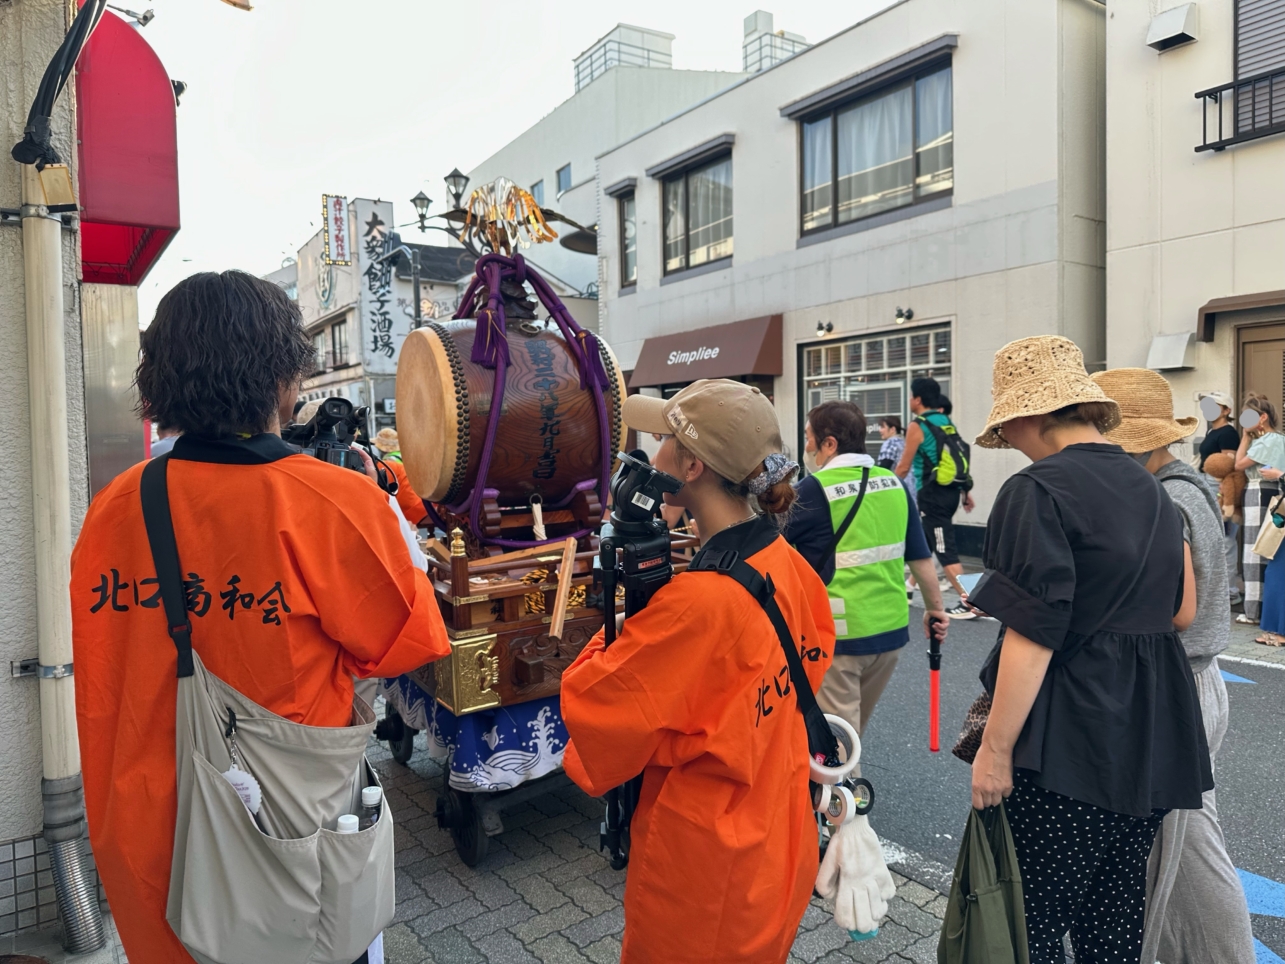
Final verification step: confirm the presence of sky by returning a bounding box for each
[128,0,890,323]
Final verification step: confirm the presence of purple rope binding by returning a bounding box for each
[449,253,614,549]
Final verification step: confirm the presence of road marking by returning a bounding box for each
[1221,654,1285,672]
[1222,669,1258,684]
[1256,938,1285,964]
[1239,869,1285,918]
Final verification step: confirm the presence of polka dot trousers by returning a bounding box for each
[1005,775,1166,964]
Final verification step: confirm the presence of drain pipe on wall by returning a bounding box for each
[21,163,106,954]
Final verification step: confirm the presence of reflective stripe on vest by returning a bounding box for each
[813,463,909,641]
[835,541,907,570]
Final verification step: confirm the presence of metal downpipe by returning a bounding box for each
[21,164,105,953]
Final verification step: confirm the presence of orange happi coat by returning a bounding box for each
[70,434,451,964]
[384,455,429,527]
[561,517,836,964]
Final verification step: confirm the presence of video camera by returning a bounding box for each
[596,452,683,869]
[282,397,369,474]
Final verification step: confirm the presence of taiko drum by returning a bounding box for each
[396,320,626,507]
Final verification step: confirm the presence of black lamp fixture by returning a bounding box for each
[816,321,834,337]
[445,168,470,210]
[410,191,432,231]
[895,306,914,325]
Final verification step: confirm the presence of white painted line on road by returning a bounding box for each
[1220,654,1285,672]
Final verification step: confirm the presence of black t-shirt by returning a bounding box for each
[970,443,1212,816]
[1199,423,1239,470]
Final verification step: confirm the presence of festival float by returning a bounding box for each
[377,180,696,865]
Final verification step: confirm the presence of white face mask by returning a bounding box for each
[804,449,822,474]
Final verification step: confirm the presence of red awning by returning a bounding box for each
[76,9,179,285]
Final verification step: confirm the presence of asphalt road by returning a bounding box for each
[861,605,1285,958]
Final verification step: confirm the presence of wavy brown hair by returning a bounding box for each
[136,271,314,437]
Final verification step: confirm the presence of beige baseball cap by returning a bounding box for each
[622,379,784,484]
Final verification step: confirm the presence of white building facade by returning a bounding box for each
[1106,0,1285,425]
[466,24,748,298]
[596,0,1108,543]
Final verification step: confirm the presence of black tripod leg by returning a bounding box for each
[601,785,628,870]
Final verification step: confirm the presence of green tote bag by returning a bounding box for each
[937,804,1030,964]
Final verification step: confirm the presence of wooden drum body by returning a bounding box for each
[397,320,626,533]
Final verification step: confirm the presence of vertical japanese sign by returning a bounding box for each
[354,198,402,375]
[321,194,351,265]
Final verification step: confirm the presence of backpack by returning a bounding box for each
[915,414,972,490]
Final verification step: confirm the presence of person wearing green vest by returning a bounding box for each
[786,401,948,737]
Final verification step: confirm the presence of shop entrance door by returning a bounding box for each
[1239,324,1285,422]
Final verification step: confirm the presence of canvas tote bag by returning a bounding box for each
[937,804,1029,964]
[1252,492,1285,559]
[141,456,395,964]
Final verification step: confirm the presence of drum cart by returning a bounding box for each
[380,526,698,866]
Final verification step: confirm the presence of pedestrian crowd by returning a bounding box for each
[68,270,1259,964]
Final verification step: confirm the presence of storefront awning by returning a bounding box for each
[1197,290,1285,341]
[628,315,782,388]
[76,9,180,286]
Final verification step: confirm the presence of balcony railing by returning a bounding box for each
[1195,66,1285,152]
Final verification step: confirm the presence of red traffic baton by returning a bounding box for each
[927,621,945,752]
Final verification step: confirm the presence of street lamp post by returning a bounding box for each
[377,234,423,329]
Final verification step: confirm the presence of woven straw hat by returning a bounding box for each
[373,427,400,452]
[975,336,1120,449]
[1090,368,1197,453]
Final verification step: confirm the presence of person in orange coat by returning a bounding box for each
[70,271,452,964]
[373,427,430,527]
[561,380,837,963]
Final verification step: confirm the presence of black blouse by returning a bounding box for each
[970,443,1212,817]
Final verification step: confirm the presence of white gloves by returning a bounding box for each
[816,813,896,936]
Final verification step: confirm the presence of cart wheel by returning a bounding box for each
[449,789,488,867]
[383,704,417,765]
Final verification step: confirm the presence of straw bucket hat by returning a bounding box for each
[373,427,400,453]
[975,335,1121,449]
[1090,368,1198,453]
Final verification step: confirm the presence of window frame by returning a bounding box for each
[797,58,953,238]
[795,323,953,458]
[618,192,637,289]
[331,320,349,367]
[530,180,544,206]
[556,164,572,196]
[660,152,734,277]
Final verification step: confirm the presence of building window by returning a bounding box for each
[800,64,952,234]
[663,155,733,275]
[313,331,326,372]
[557,164,572,195]
[801,326,952,452]
[331,320,349,367]
[531,180,544,206]
[619,193,637,287]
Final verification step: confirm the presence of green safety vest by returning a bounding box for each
[813,461,910,642]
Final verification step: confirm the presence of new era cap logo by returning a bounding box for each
[684,424,699,440]
[667,404,698,439]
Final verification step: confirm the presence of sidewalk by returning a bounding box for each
[371,743,949,964]
[7,738,949,964]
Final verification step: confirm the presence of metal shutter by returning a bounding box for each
[1238,0,1285,77]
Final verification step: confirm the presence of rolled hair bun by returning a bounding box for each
[756,478,797,515]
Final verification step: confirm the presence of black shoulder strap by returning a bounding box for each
[139,456,195,678]
[690,547,840,767]
[823,467,870,560]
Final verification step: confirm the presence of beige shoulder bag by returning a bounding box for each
[141,456,394,964]
[1252,492,1285,560]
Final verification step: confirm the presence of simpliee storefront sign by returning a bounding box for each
[630,316,782,388]
[667,346,721,367]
